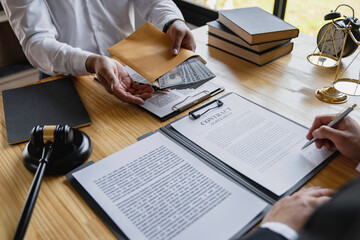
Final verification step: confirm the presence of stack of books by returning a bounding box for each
[207,7,299,66]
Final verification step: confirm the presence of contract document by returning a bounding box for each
[171,93,334,196]
[72,132,268,240]
[68,92,336,239]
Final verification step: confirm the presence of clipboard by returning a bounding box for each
[157,92,338,202]
[66,93,338,240]
[139,85,224,121]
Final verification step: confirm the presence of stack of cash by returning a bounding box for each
[157,58,216,89]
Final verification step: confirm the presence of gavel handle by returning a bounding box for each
[14,142,54,240]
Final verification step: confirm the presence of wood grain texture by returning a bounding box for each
[0,27,359,239]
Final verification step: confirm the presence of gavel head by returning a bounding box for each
[30,125,74,148]
[23,125,92,175]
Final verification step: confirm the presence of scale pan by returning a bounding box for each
[307,53,339,68]
[333,78,360,96]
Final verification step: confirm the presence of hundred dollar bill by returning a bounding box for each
[158,69,184,88]
[158,58,216,89]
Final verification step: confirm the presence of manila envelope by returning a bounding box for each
[107,22,205,83]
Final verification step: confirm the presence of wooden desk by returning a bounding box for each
[0,26,359,239]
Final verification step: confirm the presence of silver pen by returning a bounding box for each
[301,104,357,150]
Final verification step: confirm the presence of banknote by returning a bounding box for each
[158,58,215,89]
[158,69,183,88]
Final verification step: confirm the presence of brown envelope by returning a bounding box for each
[107,22,205,83]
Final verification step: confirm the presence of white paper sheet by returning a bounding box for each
[171,93,334,196]
[73,132,268,240]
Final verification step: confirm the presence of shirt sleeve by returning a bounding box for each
[1,0,93,76]
[133,0,184,30]
[261,222,299,240]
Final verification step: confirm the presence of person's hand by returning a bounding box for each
[306,115,360,162]
[261,187,333,233]
[85,55,153,105]
[165,20,196,56]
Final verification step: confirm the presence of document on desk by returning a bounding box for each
[72,132,268,240]
[171,93,334,196]
[124,65,224,121]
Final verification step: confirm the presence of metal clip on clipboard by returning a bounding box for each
[171,87,224,113]
[188,99,224,119]
[172,90,210,111]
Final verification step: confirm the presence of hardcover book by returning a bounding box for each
[218,7,299,44]
[208,33,294,66]
[207,20,291,52]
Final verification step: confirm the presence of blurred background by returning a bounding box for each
[187,0,360,36]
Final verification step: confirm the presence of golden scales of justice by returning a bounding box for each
[307,4,360,104]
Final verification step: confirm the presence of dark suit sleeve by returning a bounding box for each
[240,228,287,240]
[299,177,360,240]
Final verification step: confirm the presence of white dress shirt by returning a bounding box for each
[262,222,299,240]
[1,0,183,76]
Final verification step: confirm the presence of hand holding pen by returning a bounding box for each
[302,104,360,162]
[302,104,356,150]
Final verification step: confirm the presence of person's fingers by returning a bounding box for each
[131,83,154,93]
[302,187,334,197]
[128,88,136,95]
[323,140,337,151]
[138,92,152,100]
[118,76,132,89]
[313,126,345,144]
[182,32,196,51]
[307,115,335,139]
[132,88,154,95]
[171,30,186,56]
[323,141,331,151]
[315,195,332,205]
[315,139,324,149]
[128,84,153,96]
[113,89,145,105]
[301,186,325,193]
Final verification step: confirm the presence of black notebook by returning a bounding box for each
[2,77,92,144]
[67,92,337,240]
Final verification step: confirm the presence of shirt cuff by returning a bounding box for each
[261,222,299,240]
[159,14,184,31]
[70,50,94,76]
[162,18,185,33]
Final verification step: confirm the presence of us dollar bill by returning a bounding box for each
[158,58,216,89]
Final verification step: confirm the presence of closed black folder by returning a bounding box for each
[2,77,91,144]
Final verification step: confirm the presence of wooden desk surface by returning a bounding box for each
[1,26,359,239]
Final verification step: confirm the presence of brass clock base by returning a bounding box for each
[315,86,348,104]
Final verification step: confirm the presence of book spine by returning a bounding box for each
[208,34,293,66]
[218,13,253,44]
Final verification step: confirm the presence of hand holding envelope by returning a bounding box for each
[107,22,206,84]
